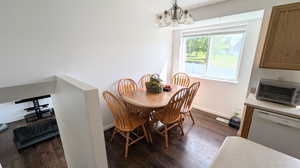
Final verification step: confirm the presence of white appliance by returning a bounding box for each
[248,109,300,159]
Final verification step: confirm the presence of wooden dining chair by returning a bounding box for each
[117,78,146,115]
[103,91,149,159]
[117,78,137,96]
[139,74,160,88]
[139,74,152,89]
[171,72,190,87]
[181,82,201,124]
[153,88,189,148]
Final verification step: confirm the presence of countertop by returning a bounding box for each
[245,93,300,119]
[210,137,300,168]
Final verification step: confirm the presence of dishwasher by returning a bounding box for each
[248,109,300,159]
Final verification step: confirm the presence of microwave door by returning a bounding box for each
[257,85,296,105]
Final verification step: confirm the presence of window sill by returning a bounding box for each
[188,74,239,84]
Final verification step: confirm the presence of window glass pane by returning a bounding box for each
[184,36,209,75]
[207,33,244,80]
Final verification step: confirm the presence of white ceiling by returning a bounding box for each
[177,0,229,9]
[146,0,229,14]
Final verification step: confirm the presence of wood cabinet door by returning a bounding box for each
[260,2,300,70]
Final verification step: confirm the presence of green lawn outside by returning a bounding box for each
[185,51,207,64]
[186,54,238,68]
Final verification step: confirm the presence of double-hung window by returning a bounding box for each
[180,26,246,82]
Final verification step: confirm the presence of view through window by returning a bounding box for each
[182,32,245,81]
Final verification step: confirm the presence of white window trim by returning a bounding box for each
[179,24,248,84]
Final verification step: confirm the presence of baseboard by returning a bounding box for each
[192,107,234,128]
[192,105,231,120]
[103,123,114,131]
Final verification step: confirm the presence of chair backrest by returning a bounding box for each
[117,79,137,96]
[103,91,133,130]
[161,88,190,123]
[182,82,201,112]
[139,74,160,88]
[171,73,190,87]
[139,74,152,88]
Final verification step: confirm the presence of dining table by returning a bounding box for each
[121,85,184,143]
[121,85,183,109]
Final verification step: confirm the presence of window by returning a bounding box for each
[181,29,245,82]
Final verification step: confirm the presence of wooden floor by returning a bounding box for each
[0,120,67,168]
[0,110,236,168]
[105,110,237,168]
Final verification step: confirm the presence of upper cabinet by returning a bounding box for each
[260,2,300,70]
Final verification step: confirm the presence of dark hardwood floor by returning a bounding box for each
[0,110,236,168]
[105,110,237,168]
[0,120,67,168]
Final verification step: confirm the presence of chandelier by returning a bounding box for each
[157,0,194,28]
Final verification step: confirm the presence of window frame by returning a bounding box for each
[179,24,247,83]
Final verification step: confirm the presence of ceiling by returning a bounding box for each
[147,0,229,14]
[177,0,229,9]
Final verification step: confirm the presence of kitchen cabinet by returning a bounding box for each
[260,2,300,70]
[240,94,300,138]
[239,94,300,158]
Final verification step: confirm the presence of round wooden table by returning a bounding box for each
[121,85,183,143]
[121,85,183,109]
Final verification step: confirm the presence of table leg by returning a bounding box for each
[146,125,153,144]
[143,108,154,144]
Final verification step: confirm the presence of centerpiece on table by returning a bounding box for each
[145,74,163,94]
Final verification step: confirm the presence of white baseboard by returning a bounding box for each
[192,104,231,119]
[103,123,114,131]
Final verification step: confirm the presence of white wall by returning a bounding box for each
[190,0,300,21]
[0,80,56,123]
[170,0,300,118]
[0,102,31,123]
[189,0,300,89]
[53,76,107,168]
[0,98,52,123]
[0,77,108,168]
[0,0,172,128]
[172,16,263,118]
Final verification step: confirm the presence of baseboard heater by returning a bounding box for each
[13,118,59,150]
[216,117,229,124]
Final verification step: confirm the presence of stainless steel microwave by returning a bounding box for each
[256,79,300,106]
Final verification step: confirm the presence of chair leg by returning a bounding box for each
[189,110,195,125]
[110,128,117,142]
[142,124,149,143]
[164,126,169,148]
[179,121,184,136]
[125,132,130,159]
[145,123,153,144]
[148,127,153,144]
[181,113,185,121]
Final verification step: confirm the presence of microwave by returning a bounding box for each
[256,79,300,106]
